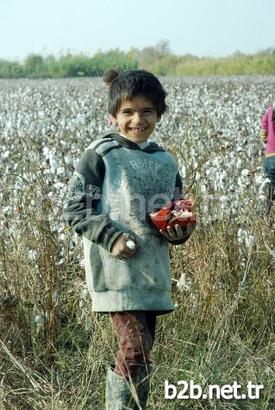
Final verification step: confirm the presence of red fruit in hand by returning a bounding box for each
[169,209,197,228]
[170,198,196,227]
[149,206,171,230]
[173,198,194,211]
[149,198,196,231]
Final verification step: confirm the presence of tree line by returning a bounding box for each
[1,42,275,78]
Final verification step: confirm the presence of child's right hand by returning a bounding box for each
[111,233,137,259]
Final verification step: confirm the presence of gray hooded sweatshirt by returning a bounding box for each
[63,133,188,314]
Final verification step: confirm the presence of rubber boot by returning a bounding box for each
[105,365,151,410]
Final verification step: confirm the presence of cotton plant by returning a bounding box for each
[237,227,256,269]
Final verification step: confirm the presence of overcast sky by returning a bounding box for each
[1,0,275,61]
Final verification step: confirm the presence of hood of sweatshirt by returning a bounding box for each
[102,132,165,153]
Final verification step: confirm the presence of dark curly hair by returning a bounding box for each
[108,70,167,118]
[103,69,119,85]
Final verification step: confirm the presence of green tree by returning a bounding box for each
[24,54,44,76]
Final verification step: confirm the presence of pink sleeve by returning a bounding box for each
[261,111,268,131]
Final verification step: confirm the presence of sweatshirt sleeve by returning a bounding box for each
[63,148,123,252]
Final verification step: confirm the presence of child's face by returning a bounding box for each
[112,96,160,143]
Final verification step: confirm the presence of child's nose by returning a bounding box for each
[132,112,142,122]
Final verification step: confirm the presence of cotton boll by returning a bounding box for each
[33,315,45,325]
[241,169,250,177]
[237,228,255,251]
[180,165,186,179]
[258,194,267,202]
[177,273,191,291]
[2,151,10,159]
[220,195,229,203]
[200,185,207,194]
[49,156,59,173]
[56,166,65,175]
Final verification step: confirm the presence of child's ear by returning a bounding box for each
[156,116,161,122]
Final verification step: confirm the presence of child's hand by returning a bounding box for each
[111,233,137,259]
[159,223,195,242]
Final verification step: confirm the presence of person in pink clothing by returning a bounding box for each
[260,102,275,212]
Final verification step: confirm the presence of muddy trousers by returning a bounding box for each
[111,311,157,377]
[106,311,157,409]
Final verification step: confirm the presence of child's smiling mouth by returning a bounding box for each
[129,127,147,132]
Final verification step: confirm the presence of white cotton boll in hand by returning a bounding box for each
[126,240,136,250]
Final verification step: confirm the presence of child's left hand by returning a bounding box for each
[159,223,195,242]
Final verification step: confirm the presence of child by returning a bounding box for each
[260,101,275,215]
[63,70,195,409]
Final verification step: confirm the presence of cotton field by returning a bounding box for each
[0,76,274,248]
[0,76,274,409]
